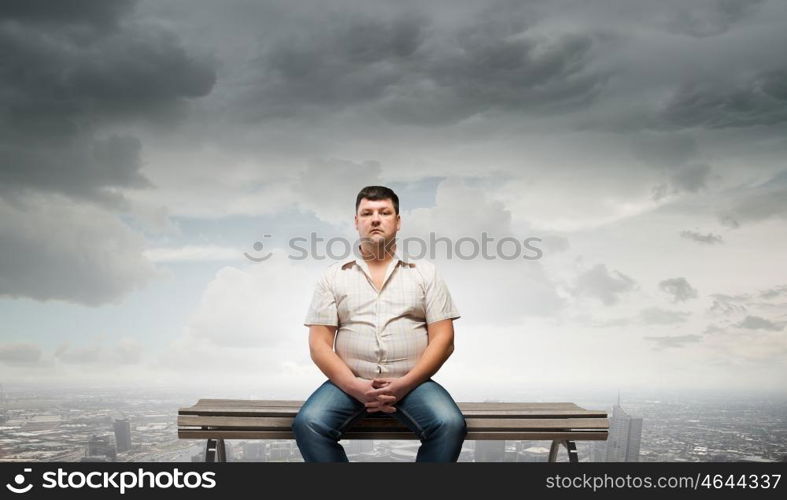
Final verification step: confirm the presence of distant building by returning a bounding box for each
[241,441,265,461]
[268,441,295,461]
[475,440,505,462]
[113,418,132,452]
[345,439,375,454]
[605,394,642,462]
[591,440,607,462]
[518,445,552,462]
[87,434,117,461]
[388,442,420,462]
[0,384,6,424]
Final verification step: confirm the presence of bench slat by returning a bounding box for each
[180,403,606,419]
[178,415,608,431]
[177,399,609,455]
[179,408,606,418]
[195,399,303,407]
[190,399,589,411]
[179,429,608,441]
[459,403,584,410]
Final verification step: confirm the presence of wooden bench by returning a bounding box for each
[178,399,608,462]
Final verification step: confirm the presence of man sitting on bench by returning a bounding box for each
[293,185,467,462]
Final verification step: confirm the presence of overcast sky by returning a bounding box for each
[1,0,786,402]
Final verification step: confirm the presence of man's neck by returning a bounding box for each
[359,241,397,266]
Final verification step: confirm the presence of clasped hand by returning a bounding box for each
[357,377,412,413]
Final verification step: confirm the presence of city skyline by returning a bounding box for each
[1,385,784,462]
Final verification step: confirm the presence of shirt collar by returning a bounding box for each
[348,246,404,287]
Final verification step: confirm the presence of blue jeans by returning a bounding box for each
[293,379,467,462]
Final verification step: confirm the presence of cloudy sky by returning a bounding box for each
[1,0,786,402]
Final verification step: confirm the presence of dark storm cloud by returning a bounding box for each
[670,164,712,192]
[0,0,216,205]
[0,0,215,304]
[237,11,427,119]
[0,135,149,207]
[0,199,158,305]
[234,4,608,125]
[131,0,787,146]
[716,170,787,227]
[659,277,699,302]
[0,0,134,28]
[679,230,724,245]
[652,164,714,200]
[631,135,715,201]
[661,0,765,38]
[661,68,787,129]
[631,133,698,168]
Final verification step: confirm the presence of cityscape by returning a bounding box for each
[1,385,784,463]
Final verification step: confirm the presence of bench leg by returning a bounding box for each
[548,440,578,463]
[205,438,226,462]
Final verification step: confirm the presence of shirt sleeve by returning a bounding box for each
[304,269,339,327]
[424,265,461,325]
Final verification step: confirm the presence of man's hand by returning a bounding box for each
[308,326,396,411]
[361,318,456,413]
[364,377,415,413]
[343,378,396,413]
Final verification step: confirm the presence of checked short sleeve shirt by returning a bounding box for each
[304,255,460,380]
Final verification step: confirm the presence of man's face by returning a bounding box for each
[355,198,400,245]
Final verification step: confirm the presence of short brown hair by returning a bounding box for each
[355,186,399,214]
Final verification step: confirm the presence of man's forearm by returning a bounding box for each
[310,343,359,392]
[400,335,454,389]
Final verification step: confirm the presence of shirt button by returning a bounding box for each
[376,365,382,374]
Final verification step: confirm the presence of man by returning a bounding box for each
[293,185,466,462]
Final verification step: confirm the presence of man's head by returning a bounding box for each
[354,186,401,248]
[355,185,399,215]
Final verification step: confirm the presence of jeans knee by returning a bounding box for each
[291,411,308,439]
[451,415,468,437]
[293,410,319,439]
[431,413,467,440]
[292,409,340,442]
